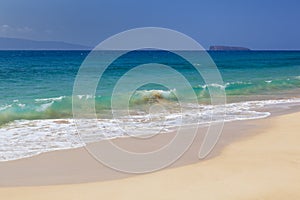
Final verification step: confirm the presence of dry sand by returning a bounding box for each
[0,112,299,199]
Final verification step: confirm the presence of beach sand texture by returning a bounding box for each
[0,112,299,199]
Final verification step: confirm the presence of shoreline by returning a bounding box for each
[1,102,300,187]
[0,105,299,199]
[0,118,266,186]
[2,97,300,163]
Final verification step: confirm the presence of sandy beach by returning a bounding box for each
[0,110,299,199]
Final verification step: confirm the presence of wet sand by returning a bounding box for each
[0,110,299,199]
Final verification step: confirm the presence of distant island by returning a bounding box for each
[0,37,91,50]
[209,45,251,51]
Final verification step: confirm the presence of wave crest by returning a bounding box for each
[130,89,177,104]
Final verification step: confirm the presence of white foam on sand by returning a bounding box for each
[1,98,300,161]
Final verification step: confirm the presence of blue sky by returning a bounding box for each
[0,0,299,49]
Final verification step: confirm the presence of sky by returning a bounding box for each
[0,0,299,50]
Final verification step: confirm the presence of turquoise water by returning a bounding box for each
[1,50,300,124]
[1,50,300,160]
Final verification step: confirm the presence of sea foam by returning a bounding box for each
[1,98,300,161]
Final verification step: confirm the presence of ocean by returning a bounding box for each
[1,50,300,161]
